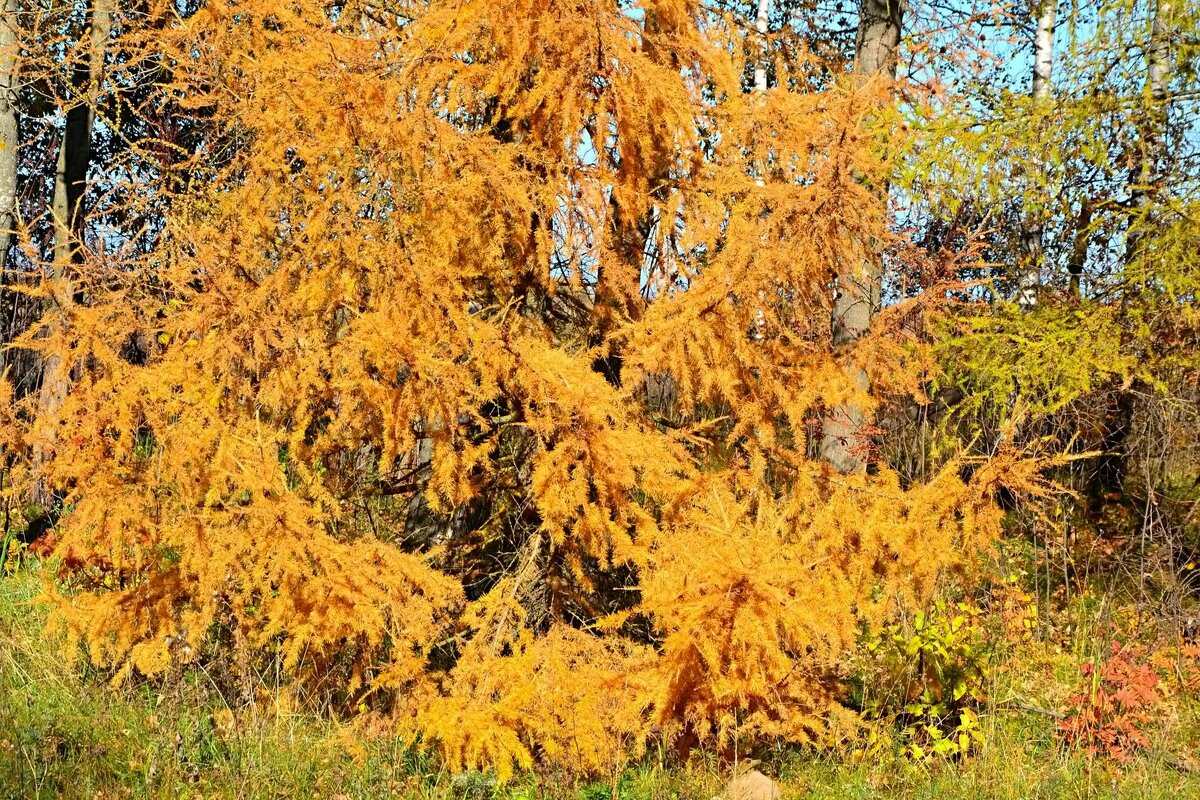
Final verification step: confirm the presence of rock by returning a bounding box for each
[716,768,782,800]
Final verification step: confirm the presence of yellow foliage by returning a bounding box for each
[1,0,1055,780]
[409,626,649,782]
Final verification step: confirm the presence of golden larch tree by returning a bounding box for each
[5,0,1041,779]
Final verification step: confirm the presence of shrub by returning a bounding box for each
[859,600,991,761]
[1058,642,1160,764]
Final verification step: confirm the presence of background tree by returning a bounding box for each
[0,0,17,276]
[819,0,904,473]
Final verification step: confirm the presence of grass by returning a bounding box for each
[2,562,1198,799]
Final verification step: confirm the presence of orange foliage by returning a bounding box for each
[4,0,1046,778]
[1059,642,1161,764]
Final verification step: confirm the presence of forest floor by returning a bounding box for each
[2,562,1199,800]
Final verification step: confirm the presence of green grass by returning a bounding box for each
[2,563,1198,799]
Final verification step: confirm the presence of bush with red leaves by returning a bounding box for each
[1058,642,1160,764]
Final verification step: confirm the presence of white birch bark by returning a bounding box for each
[1017,0,1057,308]
[0,0,19,274]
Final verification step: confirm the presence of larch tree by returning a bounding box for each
[1089,0,1177,506]
[894,0,1198,584]
[4,0,1052,779]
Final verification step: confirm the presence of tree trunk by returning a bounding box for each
[853,0,903,78]
[50,0,111,268]
[1124,0,1171,268]
[1016,0,1057,308]
[819,0,902,474]
[0,0,18,275]
[32,0,112,505]
[754,0,770,95]
[1066,198,1091,299]
[1091,0,1173,510]
[1031,1,1056,100]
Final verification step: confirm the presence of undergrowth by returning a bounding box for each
[3,561,1200,799]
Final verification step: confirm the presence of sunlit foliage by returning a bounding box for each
[2,0,1052,777]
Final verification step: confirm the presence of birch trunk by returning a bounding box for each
[1017,0,1057,308]
[819,0,902,474]
[0,0,18,275]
